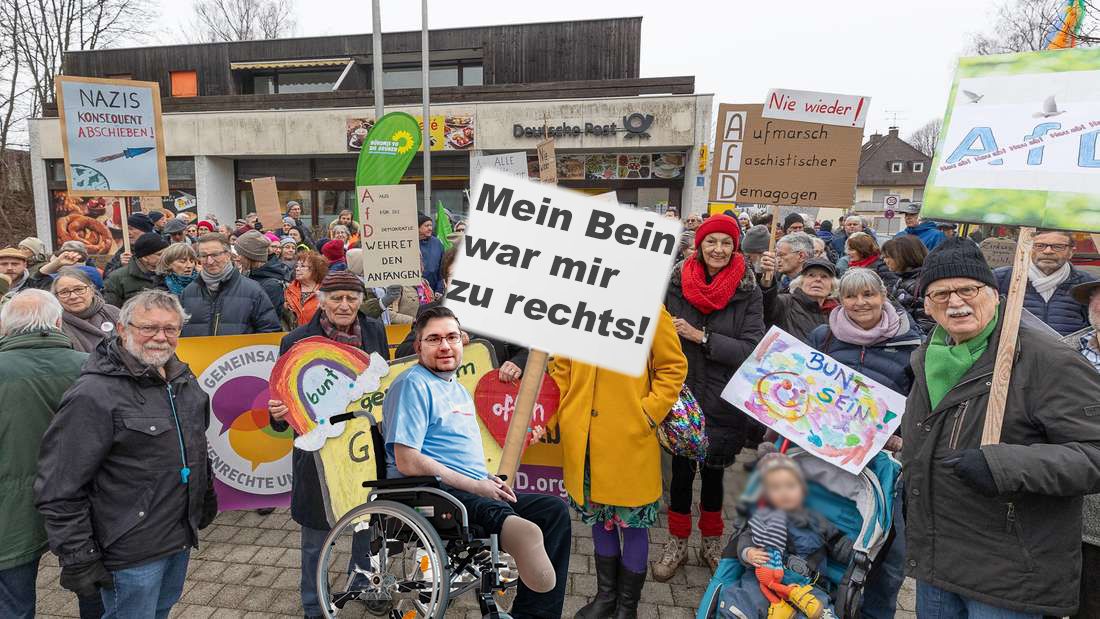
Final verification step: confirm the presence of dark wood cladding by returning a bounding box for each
[60,17,643,98]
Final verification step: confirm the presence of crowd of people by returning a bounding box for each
[1,201,1100,619]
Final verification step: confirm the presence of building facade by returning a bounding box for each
[852,127,932,234]
[29,17,714,253]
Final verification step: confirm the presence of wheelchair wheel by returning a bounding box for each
[317,500,449,619]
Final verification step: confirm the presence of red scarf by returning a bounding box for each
[681,255,746,314]
[850,253,880,268]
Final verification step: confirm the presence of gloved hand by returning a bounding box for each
[944,448,999,497]
[60,560,113,597]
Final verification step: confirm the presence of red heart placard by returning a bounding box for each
[474,369,561,448]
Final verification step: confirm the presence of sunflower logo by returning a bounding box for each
[392,129,415,154]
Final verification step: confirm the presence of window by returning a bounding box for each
[912,161,925,173]
[382,63,479,90]
[106,73,133,80]
[890,161,904,173]
[461,64,483,86]
[252,75,275,95]
[871,189,890,203]
[913,188,925,202]
[248,70,340,94]
[170,71,198,97]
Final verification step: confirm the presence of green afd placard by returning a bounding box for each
[354,112,423,187]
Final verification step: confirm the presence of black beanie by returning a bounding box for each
[783,212,804,231]
[918,237,997,294]
[132,232,170,259]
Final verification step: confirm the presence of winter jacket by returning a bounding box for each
[102,246,125,279]
[248,256,289,312]
[271,310,388,530]
[902,307,1100,616]
[761,282,834,344]
[860,257,900,290]
[829,229,879,257]
[420,236,446,293]
[665,266,765,464]
[284,279,320,327]
[549,308,686,508]
[35,337,214,569]
[0,331,87,571]
[102,259,158,307]
[808,309,922,395]
[179,269,281,337]
[890,268,934,334]
[897,221,946,251]
[994,264,1095,336]
[734,508,854,574]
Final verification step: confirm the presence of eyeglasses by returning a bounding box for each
[925,284,986,304]
[325,294,362,306]
[55,285,90,299]
[1034,243,1071,252]
[197,250,228,262]
[128,322,182,338]
[421,333,462,347]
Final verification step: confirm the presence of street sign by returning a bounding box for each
[884,209,895,219]
[883,194,900,209]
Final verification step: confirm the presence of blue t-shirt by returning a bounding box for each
[383,363,488,481]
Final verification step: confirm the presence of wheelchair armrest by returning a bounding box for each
[364,476,442,490]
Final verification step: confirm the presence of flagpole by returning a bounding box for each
[421,0,432,216]
[371,0,384,117]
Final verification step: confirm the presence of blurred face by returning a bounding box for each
[844,217,862,235]
[415,316,464,372]
[138,250,163,272]
[699,233,735,273]
[419,220,434,240]
[288,204,302,218]
[288,228,302,243]
[684,215,702,231]
[738,215,750,229]
[333,228,349,242]
[0,257,26,279]
[786,221,804,234]
[169,256,195,276]
[841,286,885,329]
[664,210,679,219]
[338,212,352,226]
[776,241,806,276]
[321,290,362,327]
[54,275,94,314]
[186,224,198,237]
[119,306,181,368]
[283,222,293,235]
[763,468,804,512]
[281,244,296,260]
[197,240,231,276]
[801,268,833,301]
[1030,231,1074,275]
[812,238,826,259]
[294,261,314,283]
[924,277,998,342]
[904,213,920,228]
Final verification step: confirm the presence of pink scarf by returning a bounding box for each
[828,301,901,345]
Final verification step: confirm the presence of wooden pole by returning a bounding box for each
[761,204,780,287]
[497,349,549,482]
[120,198,132,256]
[982,226,1035,445]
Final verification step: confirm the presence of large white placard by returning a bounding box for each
[447,170,681,375]
[471,151,528,187]
[357,184,422,287]
[763,88,870,128]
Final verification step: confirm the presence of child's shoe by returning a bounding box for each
[787,584,825,619]
[766,601,797,619]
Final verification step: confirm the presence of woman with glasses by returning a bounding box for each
[286,252,328,327]
[51,266,120,353]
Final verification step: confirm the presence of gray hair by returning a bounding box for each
[1,289,63,336]
[845,214,865,226]
[156,243,198,275]
[119,290,189,328]
[50,267,97,292]
[330,224,350,236]
[838,267,887,298]
[777,231,814,259]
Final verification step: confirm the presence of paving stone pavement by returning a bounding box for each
[36,455,916,618]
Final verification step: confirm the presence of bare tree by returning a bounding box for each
[969,0,1099,54]
[908,119,942,158]
[192,0,296,42]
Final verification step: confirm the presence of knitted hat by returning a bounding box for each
[127,213,154,233]
[279,236,297,247]
[321,239,346,263]
[757,451,805,488]
[235,230,271,262]
[18,237,47,261]
[233,225,254,238]
[163,218,187,235]
[319,270,364,294]
[283,216,296,226]
[918,237,997,294]
[263,231,281,243]
[147,211,164,224]
[693,214,741,250]
[783,212,804,231]
[58,240,89,259]
[197,220,215,233]
[741,225,771,254]
[133,232,170,259]
[417,212,432,227]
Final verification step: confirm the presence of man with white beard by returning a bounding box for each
[36,290,217,618]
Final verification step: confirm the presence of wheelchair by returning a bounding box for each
[316,419,519,619]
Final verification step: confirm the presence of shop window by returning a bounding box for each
[240,189,312,228]
[170,71,198,97]
[248,70,340,94]
[318,189,357,230]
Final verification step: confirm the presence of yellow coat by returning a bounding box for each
[549,308,687,508]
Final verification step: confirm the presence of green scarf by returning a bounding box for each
[924,307,999,409]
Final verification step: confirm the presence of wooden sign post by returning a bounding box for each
[981,226,1035,445]
[120,199,132,255]
[761,205,780,287]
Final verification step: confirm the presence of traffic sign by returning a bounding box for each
[883,194,900,208]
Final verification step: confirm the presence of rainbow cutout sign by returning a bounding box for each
[269,336,390,451]
[721,326,906,473]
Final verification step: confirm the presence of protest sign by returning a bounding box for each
[537,139,557,183]
[923,47,1100,232]
[353,112,423,188]
[471,151,528,186]
[709,104,863,208]
[763,88,870,128]
[177,333,291,512]
[979,237,1019,268]
[55,76,168,197]
[357,184,421,286]
[722,327,906,473]
[250,176,282,231]
[447,169,680,376]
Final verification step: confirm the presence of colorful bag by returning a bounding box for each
[651,384,708,461]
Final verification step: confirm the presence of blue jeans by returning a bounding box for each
[0,557,38,619]
[916,582,1041,619]
[100,551,189,619]
[300,526,326,618]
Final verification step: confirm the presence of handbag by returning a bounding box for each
[643,380,708,461]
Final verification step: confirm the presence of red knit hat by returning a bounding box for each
[197,220,215,232]
[321,239,346,263]
[694,214,741,250]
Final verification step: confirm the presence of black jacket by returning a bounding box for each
[902,305,1100,615]
[248,256,290,313]
[994,264,1095,335]
[273,311,389,530]
[807,309,923,395]
[35,338,213,569]
[665,266,765,464]
[891,267,934,334]
[761,282,833,344]
[180,269,281,337]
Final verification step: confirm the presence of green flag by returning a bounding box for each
[435,201,453,250]
[355,112,422,188]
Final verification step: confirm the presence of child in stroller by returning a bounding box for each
[729,450,852,619]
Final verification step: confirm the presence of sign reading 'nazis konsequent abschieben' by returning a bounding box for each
[447,170,681,376]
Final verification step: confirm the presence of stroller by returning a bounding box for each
[696,444,902,619]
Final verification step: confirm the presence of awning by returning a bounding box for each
[230,57,353,71]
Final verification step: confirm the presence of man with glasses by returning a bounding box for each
[36,290,217,618]
[383,305,570,619]
[994,229,1095,336]
[902,238,1100,618]
[759,231,814,293]
[267,270,388,619]
[180,233,280,337]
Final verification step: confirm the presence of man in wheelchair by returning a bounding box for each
[382,305,571,618]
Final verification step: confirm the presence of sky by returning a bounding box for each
[155,0,1005,140]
